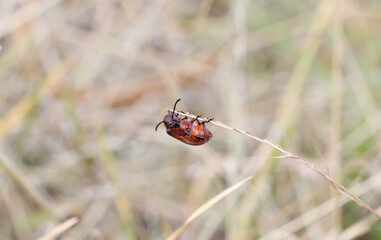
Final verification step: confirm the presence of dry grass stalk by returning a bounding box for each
[169,109,381,220]
[166,176,252,240]
[37,217,79,240]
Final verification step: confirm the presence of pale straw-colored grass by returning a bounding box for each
[1,0,381,239]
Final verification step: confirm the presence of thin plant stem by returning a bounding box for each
[168,109,381,220]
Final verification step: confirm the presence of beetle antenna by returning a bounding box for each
[172,99,181,120]
[155,121,164,131]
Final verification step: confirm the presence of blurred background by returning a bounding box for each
[1,0,381,239]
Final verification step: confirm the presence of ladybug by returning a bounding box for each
[155,99,213,146]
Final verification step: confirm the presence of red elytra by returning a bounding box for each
[155,99,213,146]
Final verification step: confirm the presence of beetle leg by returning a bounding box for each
[175,110,185,118]
[181,112,188,120]
[203,118,214,123]
[194,115,202,124]
[203,122,207,139]
[191,115,205,140]
[195,117,212,140]
[182,115,207,140]
[183,120,194,136]
[193,122,206,140]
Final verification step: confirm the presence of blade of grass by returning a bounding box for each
[37,217,79,240]
[330,0,344,232]
[234,0,343,237]
[93,120,138,240]
[166,176,253,240]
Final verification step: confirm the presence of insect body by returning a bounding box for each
[155,99,213,146]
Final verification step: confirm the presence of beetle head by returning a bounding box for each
[155,99,182,131]
[163,113,181,128]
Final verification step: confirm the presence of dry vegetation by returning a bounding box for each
[1,0,381,239]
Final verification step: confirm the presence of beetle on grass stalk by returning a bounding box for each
[155,99,213,146]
